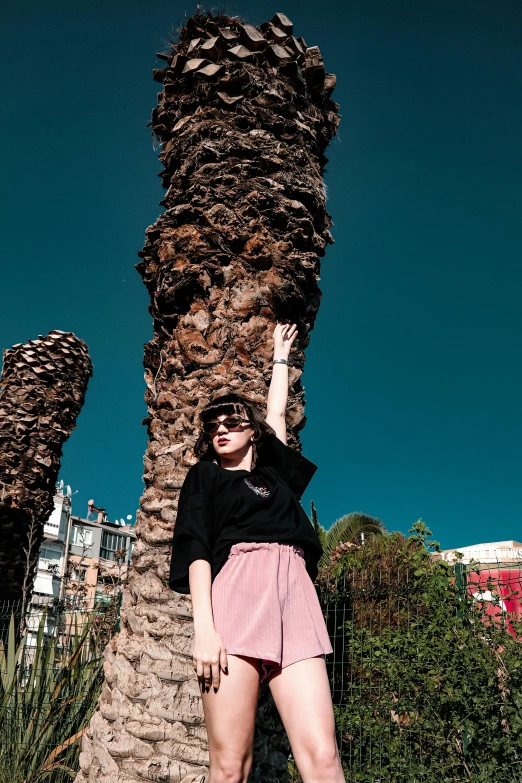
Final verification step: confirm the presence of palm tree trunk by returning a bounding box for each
[77,10,339,782]
[0,330,92,615]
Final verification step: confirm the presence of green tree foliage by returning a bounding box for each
[316,522,522,782]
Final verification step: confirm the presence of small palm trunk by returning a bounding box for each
[0,330,92,623]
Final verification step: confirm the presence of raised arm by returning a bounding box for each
[266,323,298,445]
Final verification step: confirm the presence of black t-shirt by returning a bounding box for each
[168,433,323,595]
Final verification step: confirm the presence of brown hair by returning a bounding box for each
[194,392,277,463]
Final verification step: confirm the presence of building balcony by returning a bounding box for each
[43,518,61,539]
[33,570,61,599]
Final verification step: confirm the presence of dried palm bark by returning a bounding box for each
[0,330,92,607]
[77,10,339,782]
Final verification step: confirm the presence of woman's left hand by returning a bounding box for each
[273,322,298,359]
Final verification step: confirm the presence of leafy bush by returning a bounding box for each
[316,522,522,783]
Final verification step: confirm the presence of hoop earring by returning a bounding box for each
[251,437,258,468]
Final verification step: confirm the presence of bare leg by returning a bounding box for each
[202,654,262,783]
[268,655,344,783]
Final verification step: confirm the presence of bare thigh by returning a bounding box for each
[201,654,261,781]
[268,656,343,783]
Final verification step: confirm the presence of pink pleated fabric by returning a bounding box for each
[211,541,333,684]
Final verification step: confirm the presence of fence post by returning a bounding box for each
[455,561,466,618]
[454,561,471,763]
[115,590,122,634]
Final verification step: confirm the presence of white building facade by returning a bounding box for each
[32,482,72,602]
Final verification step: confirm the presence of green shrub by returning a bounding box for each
[317,523,522,783]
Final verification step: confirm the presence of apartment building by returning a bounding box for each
[33,482,72,601]
[33,482,136,607]
[67,511,135,606]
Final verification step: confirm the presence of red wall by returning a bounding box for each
[467,568,522,637]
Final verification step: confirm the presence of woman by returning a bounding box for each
[169,323,344,783]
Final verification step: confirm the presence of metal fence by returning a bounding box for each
[2,563,521,783]
[301,560,522,783]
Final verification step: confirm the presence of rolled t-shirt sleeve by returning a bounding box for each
[258,433,318,500]
[169,462,215,595]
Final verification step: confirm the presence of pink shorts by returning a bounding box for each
[211,541,333,684]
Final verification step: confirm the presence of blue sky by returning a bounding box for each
[1,0,521,548]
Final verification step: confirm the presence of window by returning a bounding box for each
[38,545,62,571]
[70,525,93,548]
[97,574,114,586]
[71,567,86,582]
[100,531,128,562]
[39,546,61,562]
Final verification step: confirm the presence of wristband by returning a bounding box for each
[273,358,288,365]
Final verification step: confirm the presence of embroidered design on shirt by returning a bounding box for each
[244,478,271,497]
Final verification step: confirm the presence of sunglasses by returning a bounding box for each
[202,415,251,435]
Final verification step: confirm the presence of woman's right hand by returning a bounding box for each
[193,626,228,692]
[273,322,298,359]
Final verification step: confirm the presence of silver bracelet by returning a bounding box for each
[273,358,288,365]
